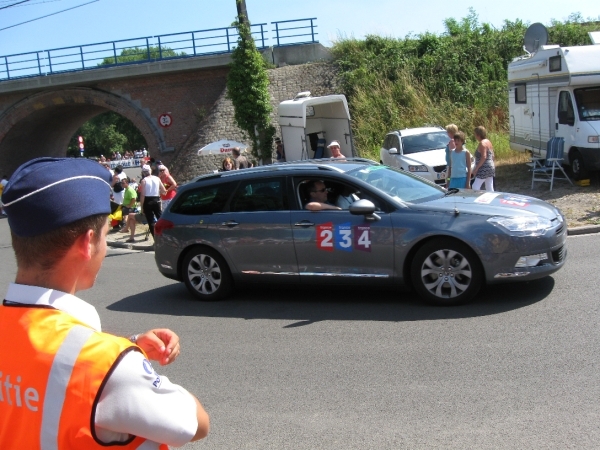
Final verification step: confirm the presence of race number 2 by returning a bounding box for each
[353,225,371,252]
[317,223,334,252]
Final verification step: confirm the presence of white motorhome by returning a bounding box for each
[277,92,356,161]
[508,27,600,179]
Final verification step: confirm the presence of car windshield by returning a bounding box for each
[347,165,444,203]
[401,131,449,154]
[574,87,600,121]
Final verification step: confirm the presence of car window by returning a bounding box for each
[382,135,392,150]
[347,165,443,203]
[400,131,448,154]
[391,135,400,150]
[170,182,236,215]
[230,177,288,212]
[296,178,386,212]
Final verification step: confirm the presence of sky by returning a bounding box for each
[0,0,598,58]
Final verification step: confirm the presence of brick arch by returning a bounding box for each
[0,87,165,174]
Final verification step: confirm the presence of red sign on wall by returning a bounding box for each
[158,113,173,128]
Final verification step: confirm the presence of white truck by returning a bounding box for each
[508,26,600,179]
[277,92,356,161]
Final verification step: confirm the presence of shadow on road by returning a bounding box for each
[108,276,555,325]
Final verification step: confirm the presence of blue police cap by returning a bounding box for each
[1,157,112,237]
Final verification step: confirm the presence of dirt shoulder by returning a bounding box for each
[494,161,600,229]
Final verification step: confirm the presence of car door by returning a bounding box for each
[216,176,299,282]
[291,176,395,285]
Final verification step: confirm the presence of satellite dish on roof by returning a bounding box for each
[524,23,548,54]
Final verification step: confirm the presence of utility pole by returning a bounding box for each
[236,0,249,26]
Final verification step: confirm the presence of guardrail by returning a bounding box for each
[0,18,318,82]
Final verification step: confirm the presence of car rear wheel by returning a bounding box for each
[182,247,233,301]
[411,238,482,306]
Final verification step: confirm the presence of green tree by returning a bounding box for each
[100,46,185,66]
[67,112,147,158]
[226,11,275,163]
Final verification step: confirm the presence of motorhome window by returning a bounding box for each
[574,87,600,121]
[515,84,527,104]
[558,91,575,125]
[549,56,561,72]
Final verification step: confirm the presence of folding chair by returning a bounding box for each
[530,137,573,191]
[314,138,326,159]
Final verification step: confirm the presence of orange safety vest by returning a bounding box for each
[0,304,169,450]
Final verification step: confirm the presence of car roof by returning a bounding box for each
[188,158,379,184]
[388,126,445,137]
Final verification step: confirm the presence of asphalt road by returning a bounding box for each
[1,216,598,449]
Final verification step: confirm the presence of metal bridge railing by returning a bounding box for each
[0,18,317,82]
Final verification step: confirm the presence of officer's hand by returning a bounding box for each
[136,328,181,366]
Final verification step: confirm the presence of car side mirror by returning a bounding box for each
[349,199,381,221]
[388,147,398,155]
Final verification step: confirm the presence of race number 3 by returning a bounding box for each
[353,225,371,252]
[317,222,334,252]
[335,223,353,251]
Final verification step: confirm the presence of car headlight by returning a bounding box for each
[588,136,599,144]
[408,165,428,172]
[487,216,553,237]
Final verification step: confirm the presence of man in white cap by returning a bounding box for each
[327,140,346,159]
[0,157,209,449]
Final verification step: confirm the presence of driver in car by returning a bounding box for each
[304,180,342,211]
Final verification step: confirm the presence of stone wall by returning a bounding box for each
[169,62,341,182]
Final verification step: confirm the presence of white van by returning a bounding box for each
[508,26,600,179]
[277,92,356,161]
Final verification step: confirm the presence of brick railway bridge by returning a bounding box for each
[0,19,330,174]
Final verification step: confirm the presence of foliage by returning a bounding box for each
[226,17,275,163]
[67,112,147,158]
[99,46,185,66]
[548,13,598,46]
[331,10,600,161]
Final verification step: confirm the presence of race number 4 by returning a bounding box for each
[317,223,334,252]
[353,225,371,252]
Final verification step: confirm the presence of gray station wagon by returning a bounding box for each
[154,159,567,305]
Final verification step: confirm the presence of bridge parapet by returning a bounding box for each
[0,18,318,82]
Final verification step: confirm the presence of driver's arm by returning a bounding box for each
[305,202,341,211]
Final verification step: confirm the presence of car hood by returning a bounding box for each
[399,149,445,166]
[415,190,561,219]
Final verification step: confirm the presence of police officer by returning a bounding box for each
[0,157,209,449]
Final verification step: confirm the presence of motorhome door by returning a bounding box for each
[556,90,576,162]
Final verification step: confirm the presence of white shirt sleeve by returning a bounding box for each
[94,350,198,447]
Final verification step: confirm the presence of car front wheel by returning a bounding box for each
[411,238,482,306]
[182,247,233,301]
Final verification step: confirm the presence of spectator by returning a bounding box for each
[447,132,472,189]
[472,126,496,191]
[0,174,7,215]
[120,177,138,243]
[222,157,235,171]
[111,165,127,205]
[444,124,458,186]
[275,137,285,161]
[327,141,345,159]
[232,147,253,169]
[0,157,209,448]
[139,165,166,237]
[158,165,178,211]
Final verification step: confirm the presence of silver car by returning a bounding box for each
[154,159,567,306]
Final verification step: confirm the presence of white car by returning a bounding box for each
[380,126,472,185]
